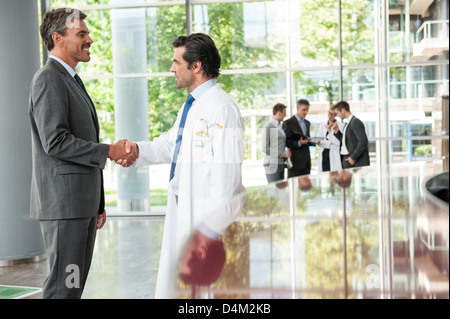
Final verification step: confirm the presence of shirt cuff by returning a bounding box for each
[198,223,220,240]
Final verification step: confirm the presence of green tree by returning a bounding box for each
[297,0,375,105]
[147,6,187,139]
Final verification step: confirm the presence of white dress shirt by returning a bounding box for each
[340,114,354,155]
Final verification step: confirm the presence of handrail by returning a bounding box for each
[416,20,449,42]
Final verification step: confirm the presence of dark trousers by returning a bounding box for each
[39,217,97,299]
[264,163,285,183]
[287,167,310,178]
[322,149,330,172]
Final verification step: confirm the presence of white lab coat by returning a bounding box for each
[135,83,245,298]
[316,121,344,172]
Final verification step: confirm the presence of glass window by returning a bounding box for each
[148,76,186,139]
[341,0,375,65]
[193,1,287,69]
[293,0,339,67]
[84,78,115,142]
[146,6,186,73]
[50,0,100,6]
[389,65,449,101]
[293,70,340,110]
[44,0,449,210]
[219,72,287,110]
[389,0,449,63]
[342,68,376,103]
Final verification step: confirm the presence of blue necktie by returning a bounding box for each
[300,118,308,136]
[170,94,195,181]
[74,74,87,94]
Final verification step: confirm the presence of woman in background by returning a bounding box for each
[317,109,343,172]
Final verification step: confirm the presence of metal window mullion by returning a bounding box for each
[40,0,49,65]
[186,0,192,35]
[338,0,343,101]
[72,1,186,11]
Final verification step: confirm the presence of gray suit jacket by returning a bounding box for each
[28,59,110,220]
[261,119,287,165]
[343,116,370,167]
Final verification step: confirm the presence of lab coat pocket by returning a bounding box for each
[192,135,212,163]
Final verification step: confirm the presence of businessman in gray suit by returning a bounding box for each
[261,103,291,182]
[29,8,137,298]
[334,101,370,169]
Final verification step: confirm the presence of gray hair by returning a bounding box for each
[40,8,87,51]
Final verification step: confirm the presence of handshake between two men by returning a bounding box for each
[108,139,139,167]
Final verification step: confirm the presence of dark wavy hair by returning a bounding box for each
[172,33,221,79]
[333,100,351,112]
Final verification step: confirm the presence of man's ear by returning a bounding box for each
[52,32,62,47]
[195,247,207,260]
[191,61,203,74]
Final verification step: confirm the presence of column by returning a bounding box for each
[111,0,150,212]
[0,0,45,264]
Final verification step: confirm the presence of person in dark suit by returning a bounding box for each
[29,8,136,298]
[282,99,315,177]
[334,101,370,169]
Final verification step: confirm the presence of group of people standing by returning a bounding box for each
[262,99,370,183]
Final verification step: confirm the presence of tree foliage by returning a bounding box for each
[296,0,375,106]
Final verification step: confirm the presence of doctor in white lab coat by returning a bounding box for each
[316,109,344,172]
[121,34,245,298]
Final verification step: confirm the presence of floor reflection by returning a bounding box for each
[83,217,164,299]
[175,161,449,299]
[1,162,447,299]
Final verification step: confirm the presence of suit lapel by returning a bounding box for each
[348,116,355,127]
[293,116,309,136]
[68,78,99,124]
[346,116,354,134]
[48,59,100,138]
[344,116,354,146]
[291,116,302,133]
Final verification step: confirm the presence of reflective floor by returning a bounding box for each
[0,160,448,299]
[0,217,164,299]
[174,160,449,299]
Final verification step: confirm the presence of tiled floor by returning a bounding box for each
[0,216,164,299]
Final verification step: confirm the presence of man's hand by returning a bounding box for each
[97,210,106,229]
[299,136,310,145]
[345,157,355,165]
[108,139,137,166]
[115,140,139,167]
[284,148,291,158]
